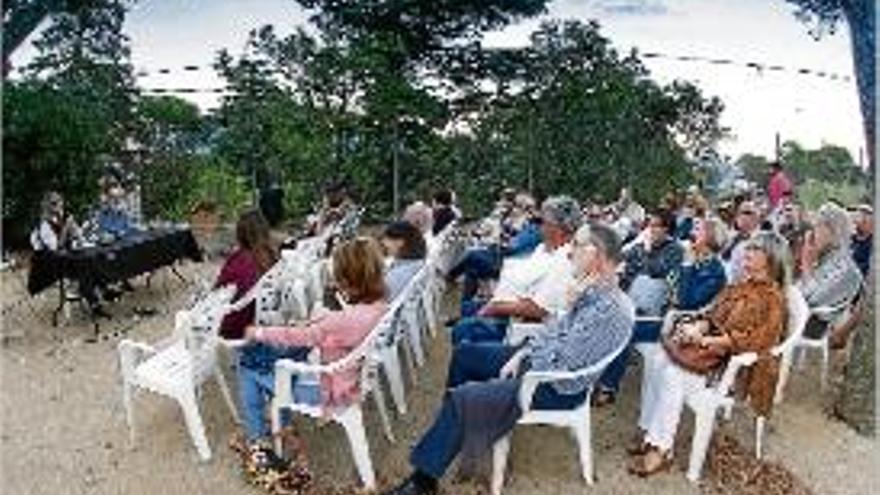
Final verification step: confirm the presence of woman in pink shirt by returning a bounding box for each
[238,237,387,447]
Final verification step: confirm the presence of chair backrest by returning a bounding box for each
[181,285,236,376]
[774,285,810,357]
[255,268,284,325]
[280,277,310,322]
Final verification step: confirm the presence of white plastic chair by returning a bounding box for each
[789,299,851,392]
[118,286,238,461]
[491,337,631,494]
[683,285,809,481]
[269,295,404,490]
[372,264,430,416]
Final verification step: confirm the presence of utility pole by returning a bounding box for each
[775,132,782,161]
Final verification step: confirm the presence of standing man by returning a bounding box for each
[767,161,793,212]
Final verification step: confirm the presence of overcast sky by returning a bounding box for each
[10,0,866,162]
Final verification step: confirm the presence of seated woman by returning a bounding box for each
[619,208,684,312]
[629,231,789,477]
[215,210,278,340]
[597,216,727,403]
[95,170,135,239]
[797,202,863,341]
[239,238,387,455]
[382,220,427,301]
[381,224,634,495]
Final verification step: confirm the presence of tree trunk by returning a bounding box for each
[830,0,876,438]
[843,0,875,172]
[834,251,876,436]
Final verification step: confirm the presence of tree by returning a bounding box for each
[462,20,725,206]
[785,0,875,173]
[2,80,115,246]
[2,0,137,245]
[786,0,875,440]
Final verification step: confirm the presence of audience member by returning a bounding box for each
[598,216,727,403]
[382,221,427,301]
[450,196,582,344]
[239,238,387,462]
[629,231,789,477]
[798,203,863,339]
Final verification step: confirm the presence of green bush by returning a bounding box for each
[140,156,253,222]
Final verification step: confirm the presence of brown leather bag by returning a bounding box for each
[661,315,727,374]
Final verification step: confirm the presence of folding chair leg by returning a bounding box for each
[406,313,425,367]
[381,347,408,415]
[214,367,240,424]
[820,342,829,392]
[775,353,791,404]
[686,406,717,482]
[573,414,595,485]
[122,380,136,448]
[271,404,284,455]
[339,408,376,490]
[399,335,419,386]
[755,416,766,460]
[179,392,212,461]
[369,374,396,443]
[491,435,511,495]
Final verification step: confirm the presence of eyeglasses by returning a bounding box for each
[738,210,757,216]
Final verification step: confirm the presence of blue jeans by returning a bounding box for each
[411,342,587,478]
[450,316,510,345]
[598,319,663,393]
[237,344,312,442]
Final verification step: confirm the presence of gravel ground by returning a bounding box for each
[1,254,876,494]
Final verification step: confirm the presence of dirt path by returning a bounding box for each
[1,259,876,494]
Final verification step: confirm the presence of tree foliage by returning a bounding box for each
[785,0,875,172]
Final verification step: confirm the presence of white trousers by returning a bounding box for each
[638,346,708,451]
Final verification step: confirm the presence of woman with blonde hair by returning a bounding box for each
[238,237,388,455]
[629,231,790,477]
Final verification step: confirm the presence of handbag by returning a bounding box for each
[661,314,727,374]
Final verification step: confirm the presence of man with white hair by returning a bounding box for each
[450,195,583,345]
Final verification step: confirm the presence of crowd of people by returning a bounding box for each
[34,161,870,492]
[379,162,870,493]
[210,162,869,493]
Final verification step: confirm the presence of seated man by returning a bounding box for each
[382,224,634,495]
[447,193,542,304]
[450,195,582,344]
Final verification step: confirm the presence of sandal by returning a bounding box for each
[626,430,649,456]
[627,446,673,478]
[231,433,313,495]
